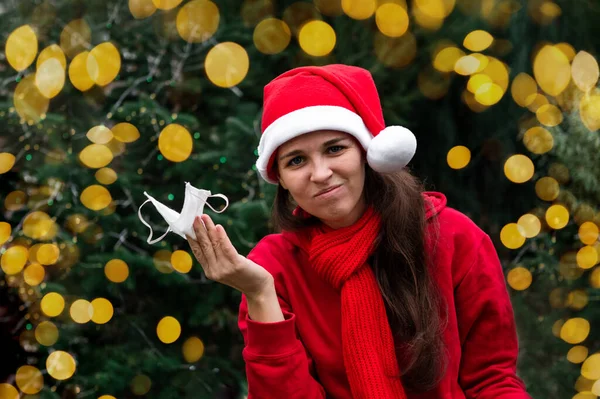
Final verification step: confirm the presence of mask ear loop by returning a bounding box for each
[138,198,172,245]
[205,194,229,213]
[188,191,229,214]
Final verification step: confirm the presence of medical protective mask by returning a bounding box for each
[138,182,228,244]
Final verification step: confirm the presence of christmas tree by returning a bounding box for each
[0,0,599,398]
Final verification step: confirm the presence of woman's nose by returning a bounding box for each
[310,158,333,182]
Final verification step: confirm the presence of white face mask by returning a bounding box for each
[138,182,229,244]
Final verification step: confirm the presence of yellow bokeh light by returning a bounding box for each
[87,42,122,86]
[517,214,541,238]
[80,185,113,211]
[35,58,66,98]
[1,245,29,275]
[571,50,599,92]
[0,383,19,399]
[506,266,532,290]
[23,211,57,240]
[511,73,538,107]
[415,0,455,19]
[158,124,193,162]
[467,73,492,93]
[536,104,563,127]
[314,0,345,16]
[504,154,534,183]
[554,42,575,61]
[95,168,118,185]
[79,144,114,169]
[523,126,554,155]
[41,292,65,317]
[112,122,141,143]
[526,93,548,113]
[568,289,589,311]
[579,222,599,245]
[70,299,94,324]
[433,46,464,73]
[533,45,571,97]
[475,82,503,106]
[87,125,114,145]
[66,214,90,234]
[130,375,152,395]
[546,204,569,229]
[535,176,559,201]
[375,3,409,37]
[579,95,600,132]
[471,53,489,73]
[91,298,114,324]
[35,320,59,346]
[582,353,600,380]
[454,55,480,76]
[14,74,49,124]
[205,42,249,88]
[480,57,509,92]
[37,45,67,70]
[253,18,291,55]
[154,249,174,274]
[342,0,376,19]
[446,146,470,169]
[567,345,588,364]
[37,243,60,265]
[0,153,16,174]
[577,246,598,269]
[16,365,43,394]
[0,222,12,245]
[68,51,95,92]
[182,336,205,362]
[60,19,91,59]
[591,267,600,288]
[374,31,417,69]
[157,316,182,343]
[298,20,336,57]
[129,0,157,19]
[560,317,590,344]
[152,0,182,9]
[413,5,444,31]
[105,259,129,283]
[176,0,220,43]
[46,350,76,380]
[171,250,193,273]
[500,223,526,249]
[6,25,38,71]
[463,30,493,52]
[4,190,26,212]
[99,396,117,399]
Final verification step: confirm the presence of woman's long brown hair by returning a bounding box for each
[270,164,449,393]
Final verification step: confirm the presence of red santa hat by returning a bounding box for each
[256,64,417,184]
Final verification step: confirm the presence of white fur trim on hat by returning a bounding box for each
[367,126,417,173]
[256,105,373,184]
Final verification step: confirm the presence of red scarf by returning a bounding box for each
[290,206,407,398]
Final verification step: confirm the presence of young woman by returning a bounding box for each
[187,65,531,399]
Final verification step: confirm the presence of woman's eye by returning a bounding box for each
[329,145,345,153]
[288,156,303,166]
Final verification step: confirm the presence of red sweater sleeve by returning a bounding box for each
[238,238,326,399]
[455,234,532,399]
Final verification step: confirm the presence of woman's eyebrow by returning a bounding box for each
[278,137,347,161]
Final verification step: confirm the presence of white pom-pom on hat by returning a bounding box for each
[367,126,417,173]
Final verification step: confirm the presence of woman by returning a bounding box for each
[187,65,531,399]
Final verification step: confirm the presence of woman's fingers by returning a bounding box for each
[193,215,216,266]
[215,224,239,262]
[186,235,208,269]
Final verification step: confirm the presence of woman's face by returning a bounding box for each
[276,130,367,229]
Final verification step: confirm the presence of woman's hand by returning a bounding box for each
[186,214,274,299]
